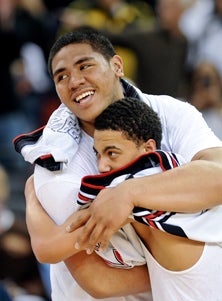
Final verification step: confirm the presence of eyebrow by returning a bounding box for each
[52,56,95,78]
[93,145,120,154]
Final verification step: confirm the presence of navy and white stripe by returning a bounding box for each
[77,150,222,244]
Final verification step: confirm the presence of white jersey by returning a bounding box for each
[14,79,222,301]
[78,150,222,244]
[141,241,222,301]
[34,132,151,301]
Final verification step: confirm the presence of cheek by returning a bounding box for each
[120,153,137,166]
[55,84,63,100]
[55,83,69,105]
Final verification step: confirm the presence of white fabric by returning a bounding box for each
[95,160,222,244]
[22,104,81,165]
[179,0,213,42]
[98,223,146,268]
[137,91,222,161]
[179,0,222,77]
[21,42,51,93]
[33,87,222,301]
[141,241,222,301]
[35,131,150,301]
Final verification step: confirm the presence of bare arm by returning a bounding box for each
[25,176,151,297]
[71,147,222,253]
[131,147,222,211]
[65,252,150,298]
[25,175,87,263]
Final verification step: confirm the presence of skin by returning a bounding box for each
[25,175,151,298]
[93,130,156,172]
[72,147,222,254]
[52,43,124,136]
[25,43,151,298]
[25,42,222,297]
[93,129,204,272]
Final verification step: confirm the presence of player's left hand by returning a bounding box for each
[67,183,134,254]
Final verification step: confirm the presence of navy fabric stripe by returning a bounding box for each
[13,127,44,154]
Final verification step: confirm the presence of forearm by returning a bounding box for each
[65,251,150,298]
[25,175,84,263]
[68,148,222,254]
[130,157,222,212]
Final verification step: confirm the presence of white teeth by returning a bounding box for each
[75,91,94,102]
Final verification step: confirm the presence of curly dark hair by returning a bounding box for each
[94,97,162,148]
[48,26,116,77]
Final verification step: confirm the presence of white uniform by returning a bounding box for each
[15,80,222,301]
[141,242,222,301]
[78,150,222,244]
[78,150,222,300]
[34,132,150,301]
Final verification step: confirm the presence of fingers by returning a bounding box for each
[65,209,90,232]
[85,223,107,254]
[74,217,114,255]
[74,218,99,254]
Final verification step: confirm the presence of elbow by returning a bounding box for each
[84,287,115,299]
[80,280,119,299]
[31,239,60,264]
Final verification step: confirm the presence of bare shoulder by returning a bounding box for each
[192,147,222,163]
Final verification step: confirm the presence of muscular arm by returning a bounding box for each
[65,252,150,298]
[25,176,151,297]
[131,147,222,211]
[25,175,85,263]
[72,147,222,252]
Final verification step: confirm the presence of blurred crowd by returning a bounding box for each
[0,0,222,300]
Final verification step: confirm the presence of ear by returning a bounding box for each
[110,55,124,77]
[143,139,157,153]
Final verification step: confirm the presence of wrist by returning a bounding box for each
[121,178,138,208]
[125,177,144,208]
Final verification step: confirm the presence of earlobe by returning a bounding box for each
[111,55,124,76]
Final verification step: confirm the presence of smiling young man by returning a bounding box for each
[14,27,222,301]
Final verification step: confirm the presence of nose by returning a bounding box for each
[68,71,85,90]
[98,158,112,173]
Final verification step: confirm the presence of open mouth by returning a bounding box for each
[75,90,95,103]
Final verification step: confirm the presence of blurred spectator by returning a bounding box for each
[0,165,51,300]
[0,0,56,171]
[111,0,194,98]
[189,61,222,140]
[180,0,222,78]
[0,21,28,170]
[0,165,13,234]
[0,2,54,294]
[0,218,50,301]
[0,283,13,301]
[56,0,155,81]
[57,0,154,35]
[11,41,54,129]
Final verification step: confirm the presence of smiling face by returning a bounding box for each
[94,129,156,173]
[52,43,124,135]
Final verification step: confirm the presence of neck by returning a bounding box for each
[80,120,95,137]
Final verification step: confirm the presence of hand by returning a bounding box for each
[65,208,91,232]
[67,183,134,254]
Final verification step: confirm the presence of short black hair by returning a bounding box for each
[48,26,116,77]
[94,97,162,148]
